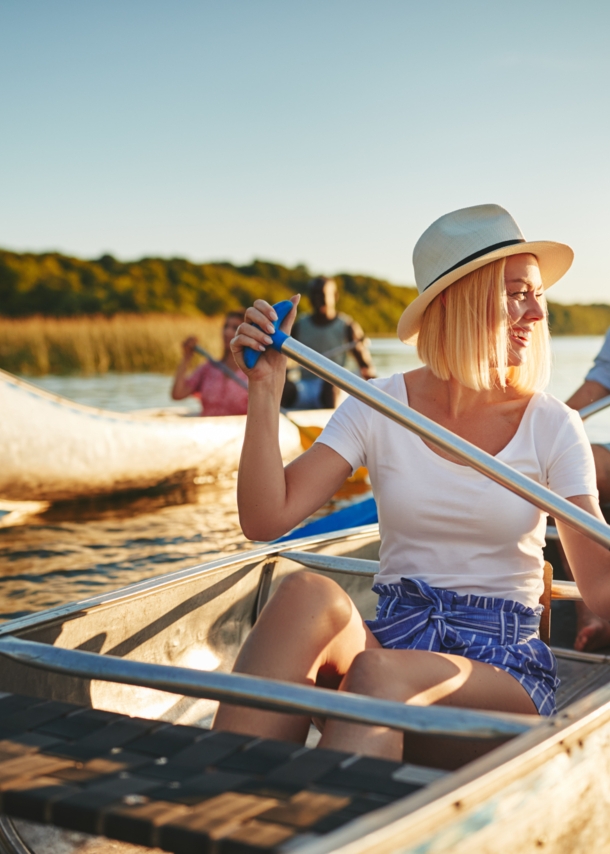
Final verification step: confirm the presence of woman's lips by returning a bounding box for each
[510,328,531,347]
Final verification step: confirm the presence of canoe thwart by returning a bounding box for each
[282,552,377,577]
[551,580,583,601]
[0,637,536,740]
[283,552,584,601]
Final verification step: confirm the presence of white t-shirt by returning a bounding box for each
[317,374,597,609]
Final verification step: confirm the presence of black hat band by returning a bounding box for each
[424,238,525,291]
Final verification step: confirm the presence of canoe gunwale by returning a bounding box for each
[0,816,33,854]
[0,636,536,740]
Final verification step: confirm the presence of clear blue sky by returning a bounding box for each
[2,0,609,303]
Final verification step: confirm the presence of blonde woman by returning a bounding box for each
[214,205,608,761]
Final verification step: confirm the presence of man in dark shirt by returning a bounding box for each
[282,276,376,409]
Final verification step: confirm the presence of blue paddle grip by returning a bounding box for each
[243,300,293,369]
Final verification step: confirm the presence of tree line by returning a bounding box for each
[0,248,607,335]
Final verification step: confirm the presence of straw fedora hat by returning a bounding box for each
[397,204,573,345]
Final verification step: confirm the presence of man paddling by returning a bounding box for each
[172,310,248,416]
[281,276,376,409]
[562,329,610,650]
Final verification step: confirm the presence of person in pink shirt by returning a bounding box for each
[171,311,248,416]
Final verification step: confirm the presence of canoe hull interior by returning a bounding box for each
[0,370,303,500]
[1,526,610,853]
[0,530,380,724]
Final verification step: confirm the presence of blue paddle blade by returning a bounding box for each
[243,300,294,369]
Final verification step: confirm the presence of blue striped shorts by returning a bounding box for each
[365,578,559,716]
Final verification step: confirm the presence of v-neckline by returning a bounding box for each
[399,373,537,467]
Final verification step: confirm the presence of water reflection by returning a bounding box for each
[0,480,250,620]
[0,476,362,621]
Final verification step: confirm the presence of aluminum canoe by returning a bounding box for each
[0,526,607,853]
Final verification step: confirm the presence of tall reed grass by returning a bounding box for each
[0,314,224,376]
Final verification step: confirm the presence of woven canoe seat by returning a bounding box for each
[0,694,435,853]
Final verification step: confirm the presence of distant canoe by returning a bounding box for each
[0,369,307,502]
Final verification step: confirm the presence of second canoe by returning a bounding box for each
[0,369,310,501]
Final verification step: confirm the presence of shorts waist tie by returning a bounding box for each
[370,577,540,652]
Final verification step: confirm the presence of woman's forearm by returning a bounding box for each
[171,358,192,399]
[231,295,350,541]
[558,495,610,620]
[237,379,351,541]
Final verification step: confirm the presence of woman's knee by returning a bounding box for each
[343,649,433,699]
[343,649,397,695]
[273,571,354,626]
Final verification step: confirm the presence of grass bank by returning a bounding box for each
[0,314,223,376]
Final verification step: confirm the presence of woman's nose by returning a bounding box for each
[524,292,545,321]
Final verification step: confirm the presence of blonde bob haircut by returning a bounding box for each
[417,258,550,394]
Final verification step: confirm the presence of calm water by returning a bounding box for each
[1,336,608,621]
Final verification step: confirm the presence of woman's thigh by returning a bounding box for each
[214,571,380,740]
[344,647,538,715]
[233,570,381,684]
[321,648,536,768]
[319,648,537,759]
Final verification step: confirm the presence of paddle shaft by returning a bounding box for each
[194,339,360,393]
[275,335,610,550]
[579,394,610,420]
[193,344,248,391]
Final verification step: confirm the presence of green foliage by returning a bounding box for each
[0,247,607,337]
[547,302,610,335]
[0,249,417,334]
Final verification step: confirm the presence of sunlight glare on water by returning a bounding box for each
[0,335,607,621]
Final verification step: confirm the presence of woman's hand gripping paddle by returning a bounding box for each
[243,300,294,369]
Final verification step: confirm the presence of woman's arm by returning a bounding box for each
[232,297,352,541]
[171,336,198,400]
[565,380,610,412]
[556,494,610,619]
[347,320,376,380]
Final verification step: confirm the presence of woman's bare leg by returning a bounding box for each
[212,571,380,742]
[319,648,538,761]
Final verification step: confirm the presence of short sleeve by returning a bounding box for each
[547,409,598,499]
[315,394,370,474]
[585,330,610,390]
